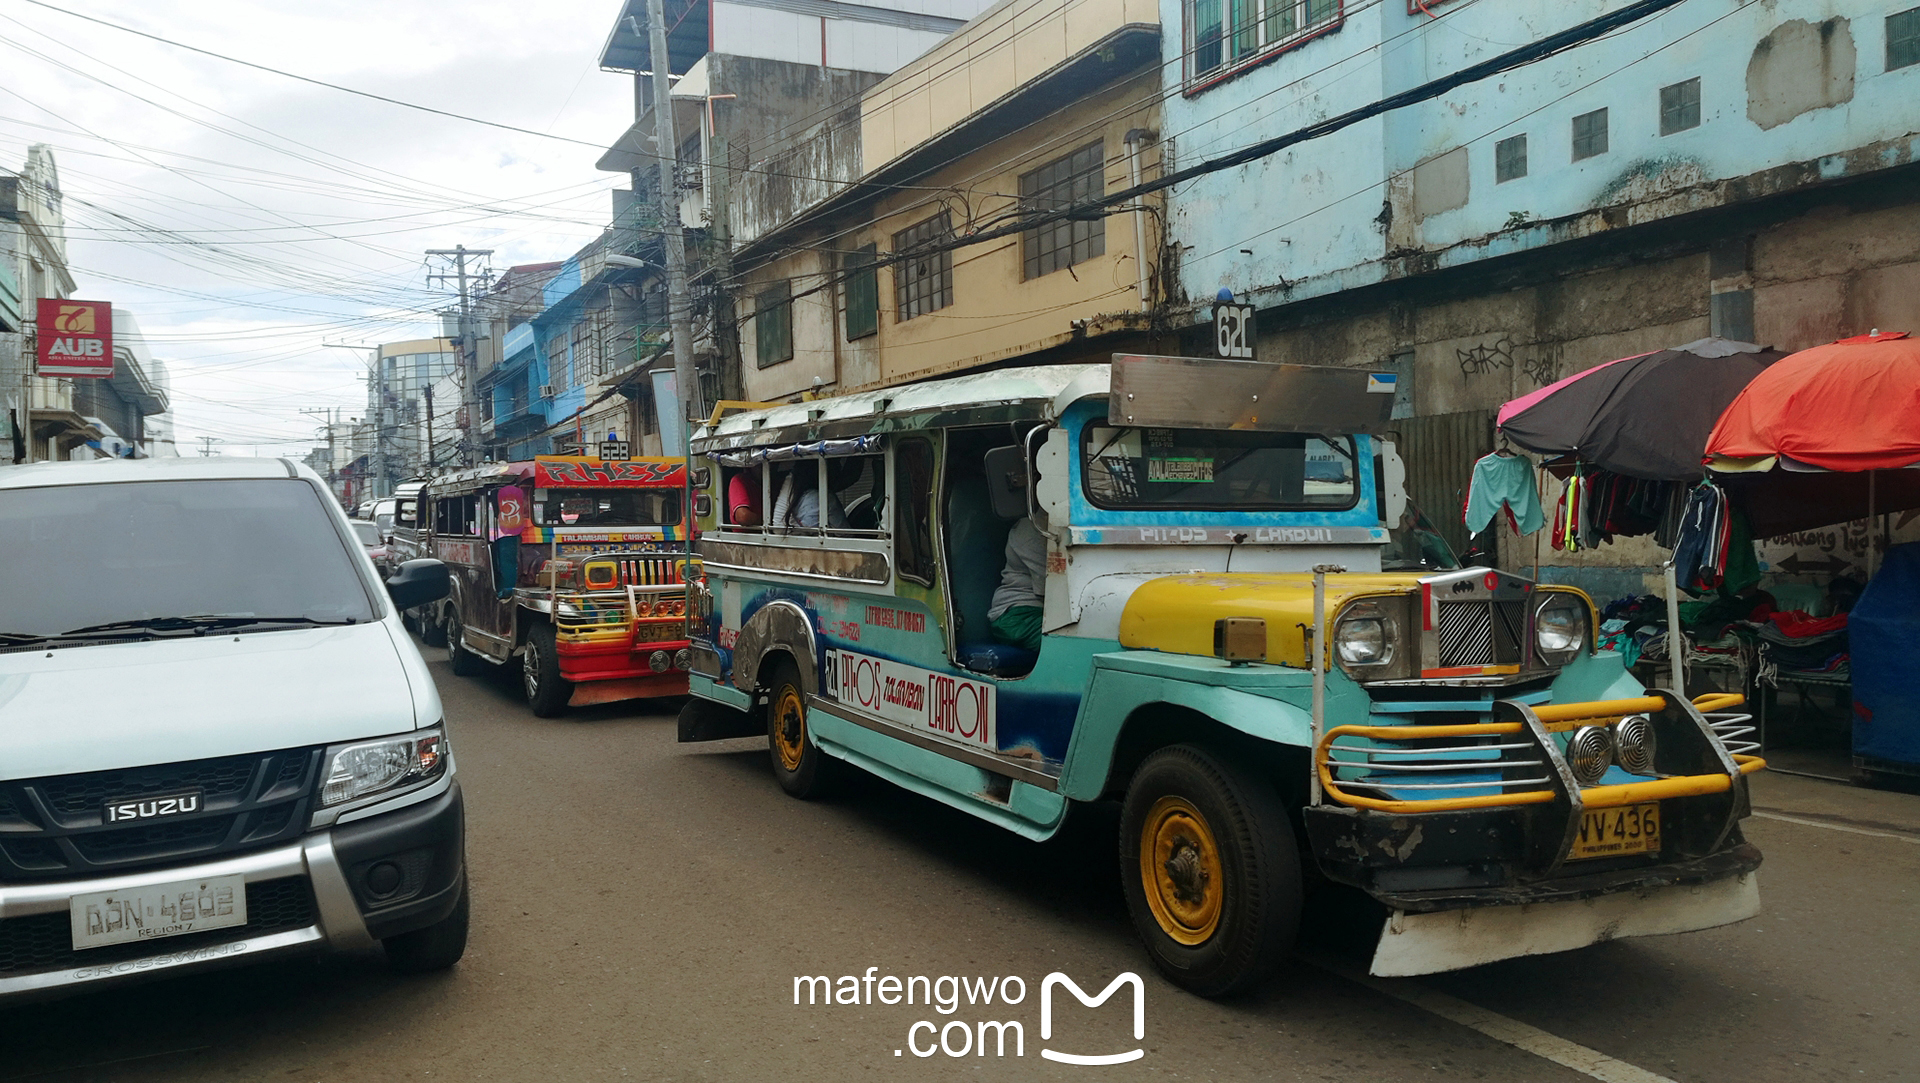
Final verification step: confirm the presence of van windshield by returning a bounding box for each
[1082,425,1358,510]
[0,479,377,638]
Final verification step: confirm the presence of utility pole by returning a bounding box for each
[426,246,494,467]
[706,93,739,403]
[196,436,219,457]
[324,343,384,497]
[300,406,339,498]
[641,0,703,432]
[423,385,436,471]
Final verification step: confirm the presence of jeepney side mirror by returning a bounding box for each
[386,559,451,610]
[982,445,1029,520]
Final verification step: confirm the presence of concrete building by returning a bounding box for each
[727,0,1167,399]
[371,337,457,484]
[1152,0,1920,594]
[590,0,996,437]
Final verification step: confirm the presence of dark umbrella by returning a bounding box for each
[1497,338,1782,481]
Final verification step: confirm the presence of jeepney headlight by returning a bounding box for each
[1535,594,1589,663]
[1566,724,1614,786]
[1615,714,1657,775]
[321,728,447,807]
[1334,604,1395,666]
[555,599,584,619]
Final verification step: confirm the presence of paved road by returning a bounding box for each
[4,650,1917,1082]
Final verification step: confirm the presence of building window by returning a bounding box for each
[1890,8,1920,70]
[1189,0,1341,86]
[1020,142,1107,280]
[545,332,568,390]
[1571,108,1608,161]
[893,214,953,322]
[755,281,793,369]
[843,244,878,340]
[1494,134,1528,183]
[1659,78,1701,135]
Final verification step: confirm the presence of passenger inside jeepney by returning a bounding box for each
[944,426,1046,676]
[725,469,763,527]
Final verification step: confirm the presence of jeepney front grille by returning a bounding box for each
[1435,600,1529,668]
[613,558,681,587]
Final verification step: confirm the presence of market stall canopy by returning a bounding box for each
[1706,332,1920,537]
[1496,338,1780,481]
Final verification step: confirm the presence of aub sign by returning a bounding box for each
[37,299,114,378]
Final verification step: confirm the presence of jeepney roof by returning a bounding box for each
[694,364,1111,451]
[423,457,685,497]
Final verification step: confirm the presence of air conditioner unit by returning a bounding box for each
[539,384,557,398]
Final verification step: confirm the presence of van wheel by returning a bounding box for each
[446,609,485,677]
[1119,744,1300,998]
[418,606,447,647]
[765,659,838,798]
[522,623,572,717]
[384,873,469,974]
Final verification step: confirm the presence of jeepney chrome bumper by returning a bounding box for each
[1371,869,1760,976]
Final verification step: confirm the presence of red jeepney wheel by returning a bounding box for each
[1140,795,1225,946]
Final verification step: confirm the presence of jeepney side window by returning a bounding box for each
[894,438,936,584]
[721,466,766,530]
[832,455,885,532]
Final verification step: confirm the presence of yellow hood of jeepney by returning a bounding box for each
[1118,573,1425,667]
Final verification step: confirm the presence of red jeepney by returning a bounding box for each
[422,455,691,716]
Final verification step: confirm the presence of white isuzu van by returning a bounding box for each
[0,457,467,1000]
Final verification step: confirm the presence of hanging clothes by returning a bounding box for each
[1465,452,1546,535]
[1671,481,1749,594]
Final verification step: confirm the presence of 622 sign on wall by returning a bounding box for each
[1212,302,1256,360]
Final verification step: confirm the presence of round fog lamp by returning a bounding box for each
[649,650,672,673]
[1615,714,1657,775]
[674,648,691,670]
[1567,724,1614,786]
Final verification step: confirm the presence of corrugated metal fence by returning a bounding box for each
[1393,409,1495,554]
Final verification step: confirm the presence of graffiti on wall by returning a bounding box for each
[1457,337,1562,387]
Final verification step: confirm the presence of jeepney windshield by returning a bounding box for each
[1081,424,1358,510]
[536,488,681,528]
[1381,499,1462,572]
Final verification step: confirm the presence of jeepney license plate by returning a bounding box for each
[69,874,247,950]
[1570,802,1661,860]
[633,623,681,644]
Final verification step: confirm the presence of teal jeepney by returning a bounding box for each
[679,355,1765,996]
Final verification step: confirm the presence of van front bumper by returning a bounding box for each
[0,781,463,1001]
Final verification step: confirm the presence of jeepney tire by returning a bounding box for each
[383,873,470,974]
[764,657,840,799]
[418,606,447,647]
[522,623,573,718]
[446,609,486,677]
[1119,744,1301,998]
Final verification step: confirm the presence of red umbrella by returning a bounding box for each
[1707,332,1920,537]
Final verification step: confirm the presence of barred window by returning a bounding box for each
[843,243,878,340]
[893,214,952,322]
[1571,108,1608,162]
[755,281,793,369]
[1659,78,1700,136]
[1889,8,1920,71]
[1189,0,1341,85]
[1494,134,1528,183]
[1020,142,1106,280]
[544,332,568,391]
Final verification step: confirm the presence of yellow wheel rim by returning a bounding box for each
[772,685,807,772]
[1139,795,1224,946]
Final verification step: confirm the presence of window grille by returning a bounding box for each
[1494,134,1528,183]
[1571,108,1608,161]
[1659,78,1700,135]
[755,281,793,368]
[1020,142,1106,280]
[893,214,952,322]
[1888,8,1919,70]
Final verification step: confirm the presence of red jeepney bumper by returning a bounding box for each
[555,635,690,703]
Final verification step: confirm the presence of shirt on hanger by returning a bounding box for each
[1465,452,1546,535]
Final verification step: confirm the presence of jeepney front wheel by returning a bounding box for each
[764,658,839,799]
[1119,744,1300,998]
[446,608,486,677]
[522,623,573,718]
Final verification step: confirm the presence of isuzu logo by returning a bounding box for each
[105,790,203,824]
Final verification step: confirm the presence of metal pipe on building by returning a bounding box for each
[1124,129,1154,313]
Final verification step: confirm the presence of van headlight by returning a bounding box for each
[321,728,448,807]
[1535,593,1590,664]
[1334,603,1396,667]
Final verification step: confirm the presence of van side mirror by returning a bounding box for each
[386,559,451,610]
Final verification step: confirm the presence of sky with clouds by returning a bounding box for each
[0,0,636,456]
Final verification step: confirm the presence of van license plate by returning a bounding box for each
[1570,802,1661,860]
[69,874,248,950]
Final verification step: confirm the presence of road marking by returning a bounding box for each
[1315,961,1677,1083]
[1752,810,1920,844]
